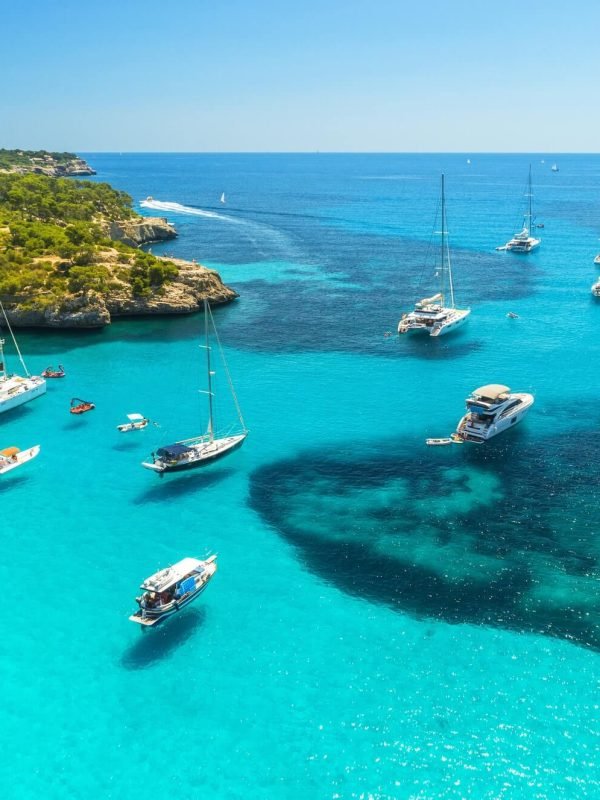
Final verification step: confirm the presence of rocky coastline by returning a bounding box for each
[0,152,96,177]
[108,216,177,247]
[3,256,237,329]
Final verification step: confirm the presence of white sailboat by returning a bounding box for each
[497,165,541,253]
[0,302,46,414]
[398,174,470,337]
[142,301,247,474]
[220,192,226,204]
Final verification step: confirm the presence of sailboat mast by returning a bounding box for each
[527,164,533,232]
[204,299,214,440]
[0,337,6,381]
[0,301,29,377]
[441,174,456,308]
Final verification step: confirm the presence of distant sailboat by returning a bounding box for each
[551,164,559,172]
[220,192,226,204]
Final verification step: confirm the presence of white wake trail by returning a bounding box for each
[140,199,231,221]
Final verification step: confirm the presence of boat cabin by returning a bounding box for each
[130,556,217,626]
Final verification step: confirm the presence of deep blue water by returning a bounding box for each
[1,154,599,799]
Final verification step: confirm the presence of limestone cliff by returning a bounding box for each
[108,217,177,247]
[3,254,237,329]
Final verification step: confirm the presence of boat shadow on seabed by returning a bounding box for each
[120,607,207,670]
[133,467,235,505]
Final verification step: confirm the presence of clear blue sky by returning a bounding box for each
[2,0,599,152]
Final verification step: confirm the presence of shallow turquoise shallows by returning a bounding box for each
[1,154,599,800]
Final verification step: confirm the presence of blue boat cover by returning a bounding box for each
[157,444,194,459]
[177,577,197,596]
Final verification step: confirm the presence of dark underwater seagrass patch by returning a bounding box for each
[249,431,599,650]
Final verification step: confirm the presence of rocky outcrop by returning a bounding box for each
[3,257,237,328]
[3,156,97,177]
[108,217,177,247]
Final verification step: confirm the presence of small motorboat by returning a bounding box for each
[506,312,519,319]
[594,254,600,265]
[426,437,454,446]
[129,555,217,627]
[117,413,149,432]
[0,445,40,474]
[592,280,600,298]
[42,364,65,378]
[70,397,95,415]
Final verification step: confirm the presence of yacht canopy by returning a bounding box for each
[156,444,194,459]
[472,384,510,401]
[141,557,205,592]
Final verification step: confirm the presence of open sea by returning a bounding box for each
[1,153,599,800]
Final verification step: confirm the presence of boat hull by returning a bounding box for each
[456,394,534,443]
[0,377,46,414]
[430,308,470,337]
[0,445,40,474]
[142,433,247,474]
[129,560,217,626]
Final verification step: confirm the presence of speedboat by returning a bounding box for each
[0,445,40,475]
[70,397,95,415]
[455,384,534,443]
[129,555,217,627]
[117,413,149,432]
[592,280,600,298]
[398,175,470,338]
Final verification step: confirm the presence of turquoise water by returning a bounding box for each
[1,154,599,799]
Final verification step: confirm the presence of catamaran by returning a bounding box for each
[0,302,46,414]
[142,300,248,474]
[455,384,534,443]
[129,555,217,627]
[398,174,470,337]
[497,165,541,253]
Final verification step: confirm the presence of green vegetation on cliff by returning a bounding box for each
[0,173,178,304]
[0,149,79,170]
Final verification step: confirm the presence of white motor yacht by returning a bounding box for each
[456,384,534,443]
[398,175,470,337]
[129,555,217,626]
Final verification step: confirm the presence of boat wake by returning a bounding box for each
[140,198,303,261]
[140,199,231,222]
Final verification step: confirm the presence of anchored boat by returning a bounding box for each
[117,413,149,432]
[70,398,95,415]
[455,384,534,443]
[0,302,46,414]
[497,165,541,253]
[129,555,217,627]
[0,445,40,475]
[42,365,65,378]
[142,300,248,474]
[398,174,470,337]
